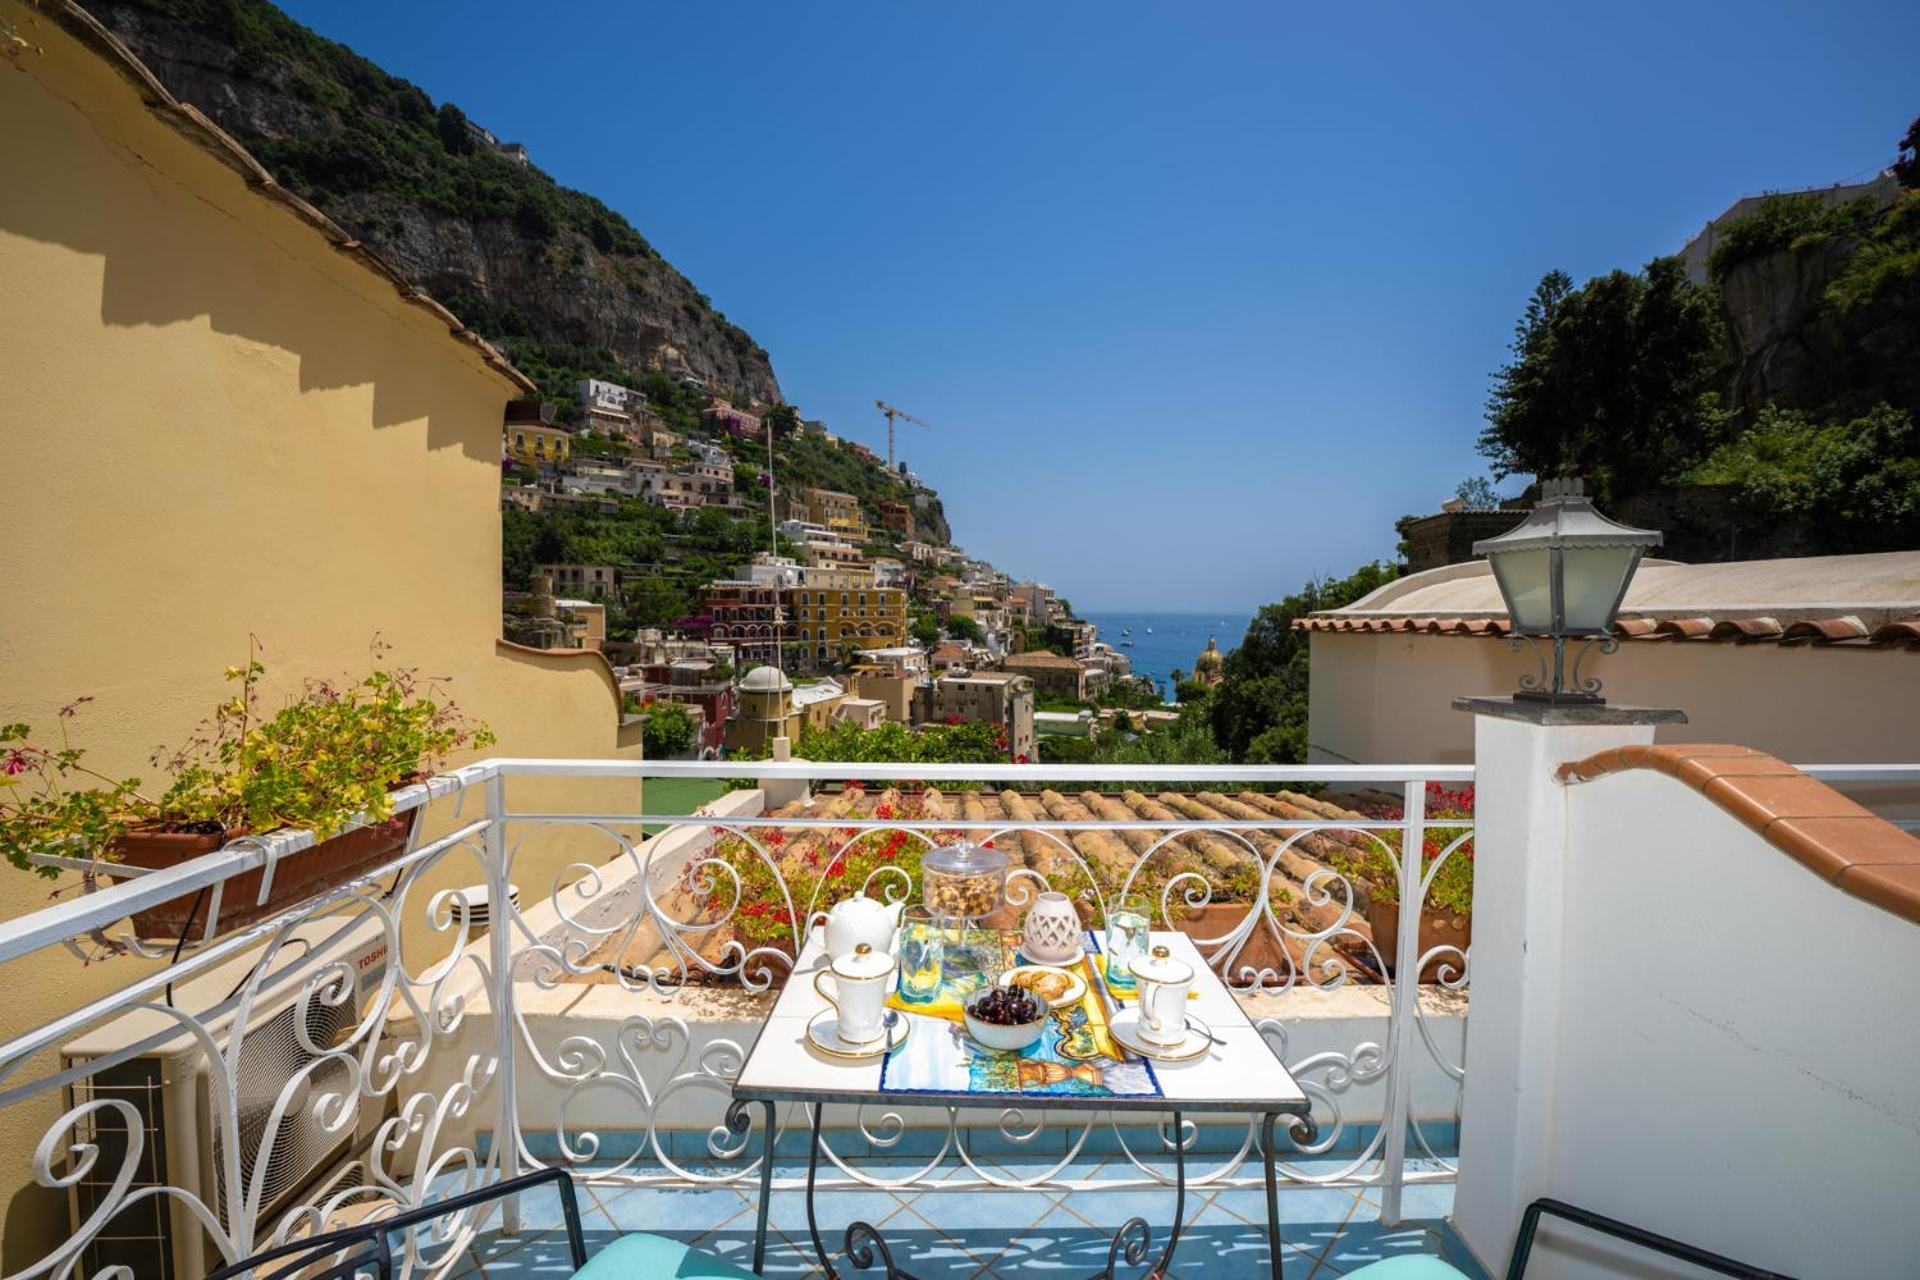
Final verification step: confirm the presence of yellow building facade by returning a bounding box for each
[505,420,573,465]
[787,586,908,665]
[0,11,643,1263]
[802,486,869,541]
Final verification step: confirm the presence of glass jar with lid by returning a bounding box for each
[920,841,1009,922]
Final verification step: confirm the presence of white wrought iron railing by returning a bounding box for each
[0,759,1476,1279]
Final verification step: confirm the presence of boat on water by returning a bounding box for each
[1120,638,1134,647]
[1145,626,1153,635]
[1121,627,1132,635]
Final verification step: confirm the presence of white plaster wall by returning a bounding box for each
[1307,630,1920,779]
[1518,769,1920,1277]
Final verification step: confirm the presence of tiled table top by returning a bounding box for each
[733,931,1309,1114]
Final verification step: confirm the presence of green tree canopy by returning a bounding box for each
[1479,258,1724,503]
[639,701,696,759]
[1454,476,1499,510]
[946,615,986,644]
[1209,561,1397,762]
[788,720,1006,764]
[764,403,802,436]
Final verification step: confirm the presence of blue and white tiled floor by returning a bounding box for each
[448,1158,1485,1280]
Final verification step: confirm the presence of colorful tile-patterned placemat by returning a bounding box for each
[879,930,1160,1099]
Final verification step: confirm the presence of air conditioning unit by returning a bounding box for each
[61,917,394,1280]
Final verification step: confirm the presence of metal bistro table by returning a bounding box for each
[728,931,1317,1280]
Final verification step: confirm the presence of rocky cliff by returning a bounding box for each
[1714,212,1920,428]
[95,0,782,406]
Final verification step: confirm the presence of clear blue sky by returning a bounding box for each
[282,0,1917,612]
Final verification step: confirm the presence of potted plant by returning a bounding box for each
[1,642,494,940]
[1332,783,1474,980]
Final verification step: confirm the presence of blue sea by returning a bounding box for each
[1080,610,1253,701]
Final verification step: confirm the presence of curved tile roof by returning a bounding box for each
[1295,552,1920,651]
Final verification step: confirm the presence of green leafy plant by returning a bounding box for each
[1707,193,1882,284]
[1684,402,1920,551]
[636,699,697,759]
[0,641,493,877]
[1330,783,1475,916]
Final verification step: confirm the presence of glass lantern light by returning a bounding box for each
[1472,477,1662,705]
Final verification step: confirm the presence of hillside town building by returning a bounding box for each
[801,487,869,541]
[504,402,572,466]
[914,670,1036,761]
[999,649,1087,701]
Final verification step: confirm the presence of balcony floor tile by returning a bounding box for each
[445,1170,1473,1280]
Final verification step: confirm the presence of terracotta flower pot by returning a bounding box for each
[1364,897,1470,981]
[113,808,420,940]
[1173,902,1294,987]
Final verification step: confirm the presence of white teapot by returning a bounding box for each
[821,891,905,963]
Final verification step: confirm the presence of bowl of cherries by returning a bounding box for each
[963,984,1051,1052]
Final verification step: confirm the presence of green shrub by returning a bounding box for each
[1685,402,1920,551]
[1708,193,1880,283]
[637,700,696,759]
[1825,192,1920,312]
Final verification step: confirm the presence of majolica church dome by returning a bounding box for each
[1193,636,1224,685]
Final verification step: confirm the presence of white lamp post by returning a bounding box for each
[1472,477,1662,705]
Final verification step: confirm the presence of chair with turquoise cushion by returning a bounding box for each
[212,1177,1790,1280]
[572,1231,758,1280]
[1344,1258,1471,1279]
[1343,1197,1791,1280]
[206,1166,756,1280]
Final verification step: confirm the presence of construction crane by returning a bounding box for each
[873,399,931,471]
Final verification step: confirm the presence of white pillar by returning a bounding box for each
[765,737,810,809]
[1449,696,1684,1273]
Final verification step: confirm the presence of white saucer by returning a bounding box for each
[999,964,1089,1008]
[1020,943,1086,970]
[806,1010,909,1060]
[1108,1010,1214,1063]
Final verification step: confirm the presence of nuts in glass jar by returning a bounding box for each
[925,871,1002,919]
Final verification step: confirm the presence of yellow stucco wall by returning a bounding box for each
[0,11,643,1263]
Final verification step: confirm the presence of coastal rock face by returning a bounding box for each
[326,191,730,384]
[1716,236,1920,425]
[96,1,782,406]
[1715,240,1853,418]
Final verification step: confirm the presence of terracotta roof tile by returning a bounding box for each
[1654,617,1715,640]
[1708,616,1783,642]
[1556,744,1920,925]
[1001,651,1082,670]
[1868,619,1920,647]
[1299,608,1913,652]
[1780,615,1870,644]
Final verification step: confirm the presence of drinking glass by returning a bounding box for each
[896,907,945,1004]
[1103,894,1151,992]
